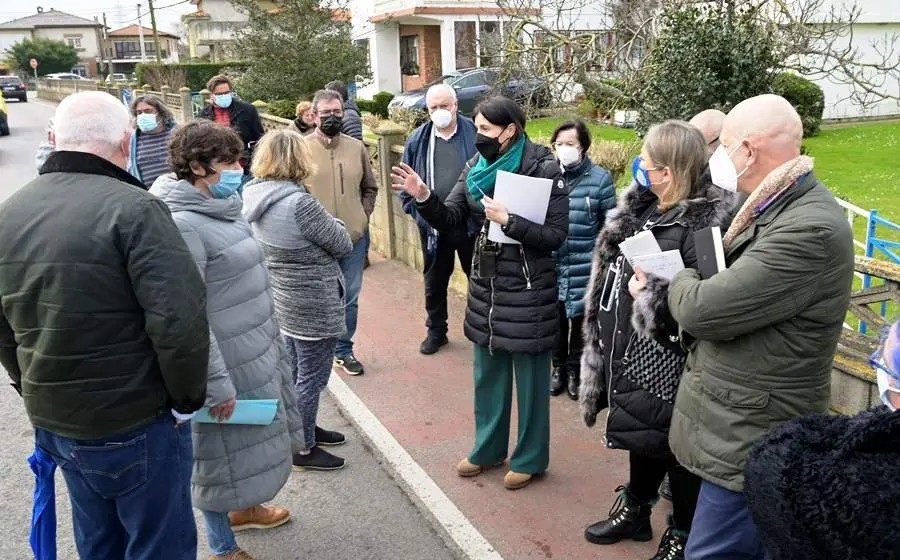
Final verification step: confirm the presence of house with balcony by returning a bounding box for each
[104,25,181,74]
[349,0,608,99]
[0,8,104,77]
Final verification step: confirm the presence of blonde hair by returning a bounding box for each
[295,100,312,119]
[251,128,318,183]
[643,120,709,211]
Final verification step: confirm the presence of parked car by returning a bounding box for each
[388,67,551,119]
[0,95,9,135]
[0,76,27,103]
[105,73,129,83]
[45,73,87,80]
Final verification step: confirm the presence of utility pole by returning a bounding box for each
[102,12,110,76]
[147,0,162,63]
[137,3,147,62]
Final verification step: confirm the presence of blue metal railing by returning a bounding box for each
[860,209,900,334]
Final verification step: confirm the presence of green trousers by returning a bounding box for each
[468,344,551,474]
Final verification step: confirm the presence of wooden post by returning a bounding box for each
[179,86,192,123]
[160,84,170,99]
[374,121,407,260]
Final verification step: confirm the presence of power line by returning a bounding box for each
[117,0,192,26]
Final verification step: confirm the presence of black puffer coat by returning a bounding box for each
[416,139,568,353]
[580,180,737,457]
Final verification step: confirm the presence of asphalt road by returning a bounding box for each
[0,92,456,560]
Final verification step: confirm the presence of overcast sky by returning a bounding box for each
[0,0,196,37]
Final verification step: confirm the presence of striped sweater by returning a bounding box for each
[241,178,353,339]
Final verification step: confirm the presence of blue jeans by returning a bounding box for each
[34,415,196,560]
[202,510,238,557]
[336,231,369,358]
[686,480,769,560]
[284,336,338,448]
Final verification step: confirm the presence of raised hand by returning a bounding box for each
[390,163,429,200]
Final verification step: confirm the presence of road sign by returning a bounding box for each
[29,59,38,69]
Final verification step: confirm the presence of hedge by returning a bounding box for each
[356,91,394,118]
[135,62,249,92]
[772,72,825,137]
[266,99,299,120]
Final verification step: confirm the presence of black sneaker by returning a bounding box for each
[315,425,346,446]
[420,334,449,355]
[292,446,345,471]
[334,354,365,376]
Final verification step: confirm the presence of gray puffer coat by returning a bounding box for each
[242,178,353,340]
[160,179,304,512]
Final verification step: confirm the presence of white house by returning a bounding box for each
[105,25,181,74]
[183,0,250,61]
[350,0,609,98]
[0,8,105,77]
[805,0,900,119]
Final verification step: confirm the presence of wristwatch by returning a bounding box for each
[501,214,516,233]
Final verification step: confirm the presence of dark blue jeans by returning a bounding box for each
[336,231,369,358]
[686,480,769,560]
[34,415,196,560]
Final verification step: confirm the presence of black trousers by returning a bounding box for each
[552,302,584,374]
[419,226,474,336]
[629,451,702,532]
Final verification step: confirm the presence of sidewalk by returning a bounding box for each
[334,253,671,559]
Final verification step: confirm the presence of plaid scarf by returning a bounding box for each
[723,155,814,249]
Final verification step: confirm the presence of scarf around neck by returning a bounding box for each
[723,155,814,249]
[466,135,526,209]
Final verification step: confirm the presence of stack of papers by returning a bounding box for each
[193,399,279,425]
[487,170,554,244]
[618,230,685,281]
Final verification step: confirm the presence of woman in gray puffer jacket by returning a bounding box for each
[157,121,304,560]
[243,128,354,472]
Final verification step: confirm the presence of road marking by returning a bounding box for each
[327,374,504,560]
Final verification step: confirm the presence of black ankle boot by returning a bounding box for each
[550,366,567,396]
[567,369,580,401]
[585,485,654,545]
[648,516,688,560]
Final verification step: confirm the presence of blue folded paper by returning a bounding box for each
[193,399,279,425]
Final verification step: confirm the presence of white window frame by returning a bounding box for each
[65,36,83,49]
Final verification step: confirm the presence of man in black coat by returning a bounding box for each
[199,74,265,178]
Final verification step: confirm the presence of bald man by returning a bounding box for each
[0,92,209,559]
[666,95,854,559]
[689,109,726,154]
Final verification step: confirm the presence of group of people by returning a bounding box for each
[4,75,381,559]
[1,69,895,560]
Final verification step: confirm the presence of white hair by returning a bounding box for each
[54,91,131,156]
[426,83,457,104]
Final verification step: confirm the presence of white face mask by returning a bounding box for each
[556,145,581,167]
[875,361,900,411]
[430,109,453,130]
[708,143,748,193]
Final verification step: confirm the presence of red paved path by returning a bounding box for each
[343,255,670,559]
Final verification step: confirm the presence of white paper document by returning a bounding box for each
[487,170,553,244]
[631,250,685,281]
[619,230,662,266]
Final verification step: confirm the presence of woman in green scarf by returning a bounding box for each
[392,97,569,490]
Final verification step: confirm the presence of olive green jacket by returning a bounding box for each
[667,172,855,492]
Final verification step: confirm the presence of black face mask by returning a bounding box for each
[320,116,343,137]
[475,132,503,162]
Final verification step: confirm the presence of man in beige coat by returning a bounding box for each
[305,89,378,377]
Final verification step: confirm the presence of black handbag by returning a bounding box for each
[620,333,686,404]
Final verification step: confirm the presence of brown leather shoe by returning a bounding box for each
[504,471,535,490]
[208,547,256,559]
[456,457,505,477]
[228,505,291,532]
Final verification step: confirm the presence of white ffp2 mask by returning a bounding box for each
[708,143,747,193]
[430,109,453,130]
[556,145,581,167]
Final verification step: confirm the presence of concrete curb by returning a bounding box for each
[327,374,504,560]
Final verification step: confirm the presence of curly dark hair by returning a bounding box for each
[168,121,244,182]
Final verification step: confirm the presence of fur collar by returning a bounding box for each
[594,176,739,266]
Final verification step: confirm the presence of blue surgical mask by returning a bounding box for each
[632,156,652,190]
[208,169,244,199]
[214,93,233,109]
[136,113,159,133]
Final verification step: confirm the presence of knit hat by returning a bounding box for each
[745,408,900,560]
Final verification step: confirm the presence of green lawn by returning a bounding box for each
[526,117,638,143]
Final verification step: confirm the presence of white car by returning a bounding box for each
[105,73,129,83]
[45,73,87,80]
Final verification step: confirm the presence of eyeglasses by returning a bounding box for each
[316,110,344,118]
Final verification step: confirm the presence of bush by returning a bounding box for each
[372,91,394,118]
[588,140,635,183]
[772,72,825,137]
[356,99,374,114]
[136,62,249,91]
[581,77,627,118]
[577,98,599,120]
[265,99,299,119]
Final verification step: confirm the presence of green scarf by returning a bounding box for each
[466,136,527,209]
